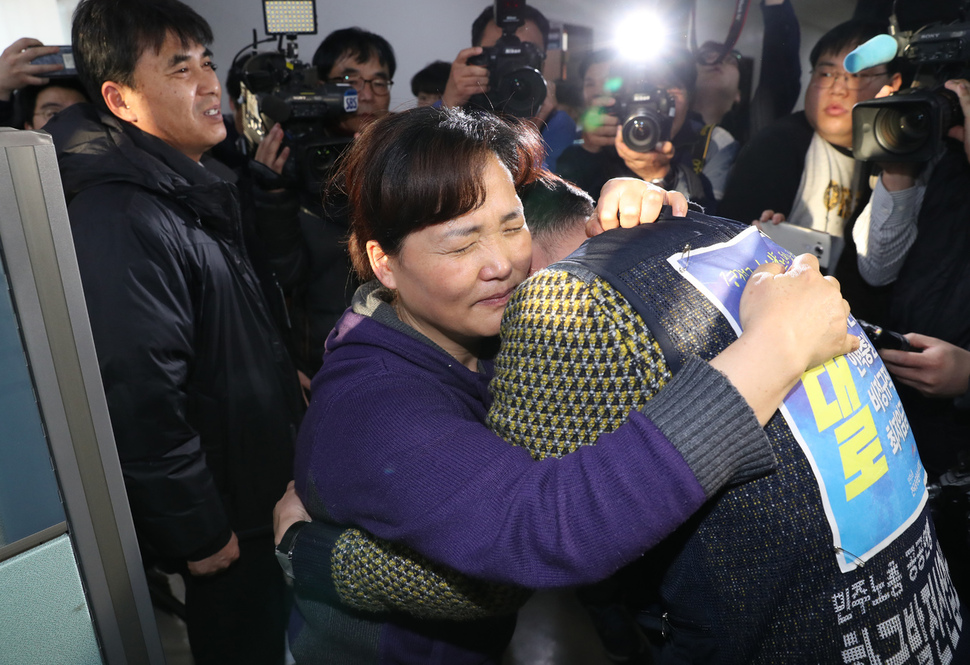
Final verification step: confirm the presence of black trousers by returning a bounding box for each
[182,533,288,665]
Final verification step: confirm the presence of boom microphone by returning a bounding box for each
[843,34,899,73]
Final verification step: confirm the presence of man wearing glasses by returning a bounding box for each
[719,19,901,242]
[312,27,395,137]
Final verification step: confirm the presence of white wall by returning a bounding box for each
[182,0,856,112]
[0,0,77,47]
[2,0,857,112]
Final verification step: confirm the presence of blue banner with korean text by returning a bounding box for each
[667,226,927,573]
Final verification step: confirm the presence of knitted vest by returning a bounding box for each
[548,212,964,664]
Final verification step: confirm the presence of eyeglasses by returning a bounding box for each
[810,65,889,90]
[33,106,66,123]
[696,48,741,67]
[328,75,393,96]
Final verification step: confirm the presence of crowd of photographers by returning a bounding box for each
[2,0,970,661]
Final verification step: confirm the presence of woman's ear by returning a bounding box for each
[367,240,396,290]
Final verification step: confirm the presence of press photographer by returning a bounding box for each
[440,1,575,170]
[240,22,397,386]
[557,44,738,212]
[849,0,970,601]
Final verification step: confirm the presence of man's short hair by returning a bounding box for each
[519,174,593,242]
[471,4,550,51]
[809,19,894,70]
[312,28,396,81]
[411,60,451,97]
[72,0,213,110]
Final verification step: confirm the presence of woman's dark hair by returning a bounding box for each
[343,106,544,281]
[312,28,396,81]
[72,0,213,110]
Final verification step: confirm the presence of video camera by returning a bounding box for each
[468,0,548,118]
[237,0,358,191]
[850,2,970,161]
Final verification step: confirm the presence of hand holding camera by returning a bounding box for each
[943,77,970,165]
[580,95,619,154]
[1,38,64,100]
[442,46,491,109]
[615,131,675,184]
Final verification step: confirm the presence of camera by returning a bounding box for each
[851,6,970,161]
[613,86,676,153]
[467,0,548,118]
[857,319,916,352]
[606,62,677,153]
[853,86,964,162]
[237,0,358,191]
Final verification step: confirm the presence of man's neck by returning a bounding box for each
[691,92,735,126]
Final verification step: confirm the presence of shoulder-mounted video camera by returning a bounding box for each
[850,2,970,162]
[467,0,548,118]
[236,0,358,191]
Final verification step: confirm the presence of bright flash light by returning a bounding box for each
[614,10,666,63]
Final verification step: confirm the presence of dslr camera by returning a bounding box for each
[852,5,970,162]
[238,0,358,191]
[468,0,548,118]
[607,63,677,153]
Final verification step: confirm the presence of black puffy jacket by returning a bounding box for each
[48,104,303,561]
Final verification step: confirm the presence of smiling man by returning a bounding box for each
[44,1,304,663]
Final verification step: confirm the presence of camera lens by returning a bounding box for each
[307,144,340,178]
[622,111,662,153]
[874,105,931,155]
[494,67,547,118]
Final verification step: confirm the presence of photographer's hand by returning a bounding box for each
[615,128,674,183]
[442,47,489,109]
[0,38,63,101]
[254,123,290,176]
[580,96,618,154]
[944,78,970,165]
[880,333,970,399]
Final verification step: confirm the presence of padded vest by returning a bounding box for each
[556,211,965,664]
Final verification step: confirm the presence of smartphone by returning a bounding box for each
[29,45,77,78]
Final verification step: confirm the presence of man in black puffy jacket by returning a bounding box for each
[45,1,303,663]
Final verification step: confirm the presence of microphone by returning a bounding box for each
[843,34,899,73]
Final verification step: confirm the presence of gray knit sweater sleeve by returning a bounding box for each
[641,356,775,496]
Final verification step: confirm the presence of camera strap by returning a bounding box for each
[690,124,717,175]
